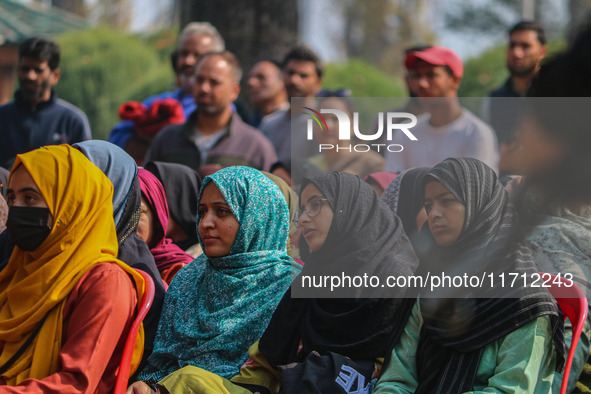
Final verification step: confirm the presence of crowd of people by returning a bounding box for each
[0,16,589,394]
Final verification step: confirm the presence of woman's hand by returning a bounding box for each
[126,381,158,394]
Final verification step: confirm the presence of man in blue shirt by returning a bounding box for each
[108,22,225,149]
[0,37,91,170]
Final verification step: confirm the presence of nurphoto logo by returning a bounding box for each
[303,107,418,153]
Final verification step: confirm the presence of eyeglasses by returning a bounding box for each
[293,198,328,228]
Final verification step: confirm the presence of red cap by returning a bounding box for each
[404,46,463,78]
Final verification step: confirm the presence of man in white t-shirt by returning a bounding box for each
[385,46,499,173]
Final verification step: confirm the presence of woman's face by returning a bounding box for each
[424,181,465,247]
[137,196,155,248]
[198,182,240,257]
[299,183,334,252]
[7,165,52,224]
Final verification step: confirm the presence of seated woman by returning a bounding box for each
[375,158,565,393]
[74,140,165,363]
[382,167,430,250]
[128,166,301,392]
[511,31,591,391]
[261,171,300,260]
[143,161,202,257]
[225,172,419,393]
[138,168,194,284]
[0,145,146,392]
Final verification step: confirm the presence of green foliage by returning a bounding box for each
[56,27,171,140]
[323,59,406,97]
[459,40,568,97]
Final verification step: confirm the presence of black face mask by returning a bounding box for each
[6,206,53,251]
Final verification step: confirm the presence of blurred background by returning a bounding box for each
[0,0,588,140]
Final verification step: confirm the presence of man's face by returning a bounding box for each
[283,60,322,99]
[177,35,217,89]
[507,30,547,77]
[17,57,59,104]
[407,60,460,98]
[194,55,239,116]
[247,61,285,106]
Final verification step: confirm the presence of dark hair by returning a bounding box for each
[253,58,282,70]
[282,45,323,79]
[316,88,352,98]
[19,37,60,70]
[404,45,433,55]
[318,95,355,116]
[195,50,242,83]
[509,21,547,45]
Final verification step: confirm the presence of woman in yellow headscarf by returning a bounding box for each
[0,145,146,392]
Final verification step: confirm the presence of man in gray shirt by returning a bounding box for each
[385,46,498,173]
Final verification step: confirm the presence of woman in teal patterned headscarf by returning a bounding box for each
[135,166,301,385]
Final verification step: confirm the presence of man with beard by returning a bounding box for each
[108,22,225,149]
[260,46,323,173]
[0,37,91,170]
[144,51,277,173]
[488,21,547,175]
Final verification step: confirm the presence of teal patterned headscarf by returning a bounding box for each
[137,166,301,381]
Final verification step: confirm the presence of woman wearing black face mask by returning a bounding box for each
[0,145,147,392]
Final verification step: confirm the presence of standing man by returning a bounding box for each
[108,22,225,149]
[385,46,498,173]
[0,37,91,170]
[247,59,288,128]
[489,21,547,175]
[260,46,323,172]
[491,21,547,98]
[144,51,277,173]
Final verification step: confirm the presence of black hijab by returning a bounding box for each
[382,167,431,255]
[143,161,201,251]
[259,172,419,366]
[387,158,565,393]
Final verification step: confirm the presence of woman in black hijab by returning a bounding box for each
[382,167,430,254]
[375,158,565,393]
[231,171,419,393]
[144,161,202,256]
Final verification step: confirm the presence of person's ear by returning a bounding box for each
[539,45,548,61]
[451,75,462,91]
[50,68,61,86]
[232,81,240,101]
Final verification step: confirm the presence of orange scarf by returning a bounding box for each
[0,145,145,385]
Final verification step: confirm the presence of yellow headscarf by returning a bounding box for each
[0,145,146,385]
[261,171,300,259]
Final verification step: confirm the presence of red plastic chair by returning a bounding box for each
[543,273,589,394]
[113,270,156,394]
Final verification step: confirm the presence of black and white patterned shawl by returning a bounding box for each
[387,158,566,393]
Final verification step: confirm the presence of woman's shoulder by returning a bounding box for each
[70,262,136,300]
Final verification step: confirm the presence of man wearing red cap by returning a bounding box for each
[385,46,498,173]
